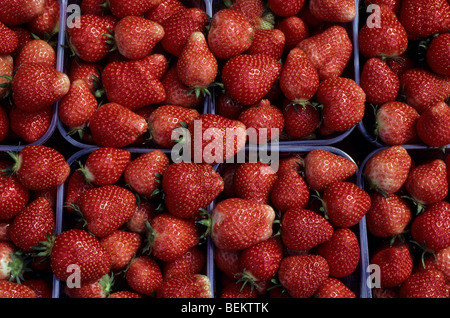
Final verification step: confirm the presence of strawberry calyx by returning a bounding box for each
[142,221,156,255]
[195,208,212,243]
[6,251,28,284]
[98,273,114,297]
[312,190,330,220]
[410,239,438,270]
[31,231,56,261]
[2,151,22,176]
[401,194,426,215]
[236,270,259,292]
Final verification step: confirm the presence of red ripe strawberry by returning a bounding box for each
[125,256,163,297]
[276,16,309,53]
[220,281,258,298]
[8,197,54,252]
[161,66,204,109]
[26,0,60,37]
[50,229,112,283]
[316,77,366,132]
[229,0,269,30]
[6,145,70,191]
[309,0,356,23]
[278,254,329,298]
[67,14,116,63]
[276,155,303,177]
[270,169,310,212]
[410,201,450,252]
[417,102,450,148]
[65,170,95,213]
[100,60,166,112]
[88,102,148,148]
[246,29,285,61]
[176,31,218,98]
[0,0,45,26]
[144,0,186,24]
[0,55,13,99]
[405,159,448,211]
[11,62,70,112]
[238,99,284,144]
[281,207,333,251]
[320,181,371,228]
[360,57,400,106]
[126,200,157,235]
[124,150,170,199]
[80,0,108,15]
[109,290,144,298]
[147,213,200,262]
[214,248,241,279]
[282,102,320,139]
[209,198,276,251]
[58,79,98,133]
[207,9,255,60]
[79,147,131,186]
[418,246,450,282]
[69,59,103,94]
[162,162,224,219]
[162,246,206,280]
[370,242,414,288]
[400,68,449,114]
[160,7,208,57]
[113,16,164,60]
[233,162,278,205]
[157,273,212,298]
[304,149,357,192]
[315,277,356,298]
[399,269,447,298]
[0,160,29,220]
[268,0,305,17]
[148,105,199,149]
[364,146,412,195]
[216,92,246,120]
[0,280,36,298]
[296,25,352,80]
[0,241,25,281]
[64,274,113,298]
[366,192,412,238]
[22,278,52,298]
[0,22,18,55]
[188,114,247,165]
[279,48,320,105]
[77,185,137,238]
[374,101,420,146]
[108,0,161,19]
[364,0,400,14]
[399,0,450,40]
[221,54,282,106]
[9,106,52,144]
[427,33,450,76]
[358,5,408,59]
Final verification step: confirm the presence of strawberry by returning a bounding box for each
[9,106,52,143]
[108,0,161,20]
[221,54,282,106]
[276,16,309,53]
[160,7,208,57]
[76,185,137,238]
[417,246,450,282]
[399,0,450,40]
[363,146,412,195]
[125,256,163,297]
[188,114,247,165]
[88,102,148,148]
[113,16,164,60]
[100,60,166,112]
[366,192,412,238]
[446,154,450,186]
[416,102,450,148]
[296,25,352,80]
[207,9,255,60]
[214,248,241,279]
[0,55,13,99]
[126,200,157,235]
[278,254,329,298]
[238,99,284,144]
[374,101,420,146]
[229,0,269,30]
[309,0,356,23]
[316,228,360,278]
[161,66,204,109]
[78,147,131,186]
[0,106,8,142]
[0,22,18,55]
[246,29,285,61]
[26,0,60,37]
[399,269,447,298]
[0,241,25,281]
[405,159,448,212]
[144,0,186,24]
[282,102,320,139]
[370,242,414,288]
[281,207,333,251]
[279,48,320,106]
[270,169,310,213]
[80,0,107,15]
[124,150,170,199]
[11,62,70,112]
[148,105,199,149]
[216,92,246,120]
[426,33,450,76]
[67,14,116,63]
[5,145,70,191]
[109,290,144,298]
[147,213,200,262]
[360,57,400,106]
[176,31,218,98]
[276,155,303,177]
[64,170,95,213]
[49,228,112,283]
[410,201,450,252]
[162,246,205,280]
[220,281,258,298]
[315,277,356,298]
[69,59,103,94]
[233,162,278,205]
[157,273,212,298]
[22,279,52,298]
[268,0,305,17]
[162,162,224,219]
[64,274,113,298]
[209,198,276,251]
[316,77,366,132]
[364,0,400,14]
[304,149,357,192]
[0,0,45,26]
[400,68,449,114]
[0,280,36,298]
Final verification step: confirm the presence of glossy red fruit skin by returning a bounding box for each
[316,277,356,298]
[157,274,212,298]
[309,0,356,23]
[125,256,163,297]
[0,161,30,221]
[416,102,450,148]
[399,269,447,298]
[426,33,450,76]
[0,280,36,298]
